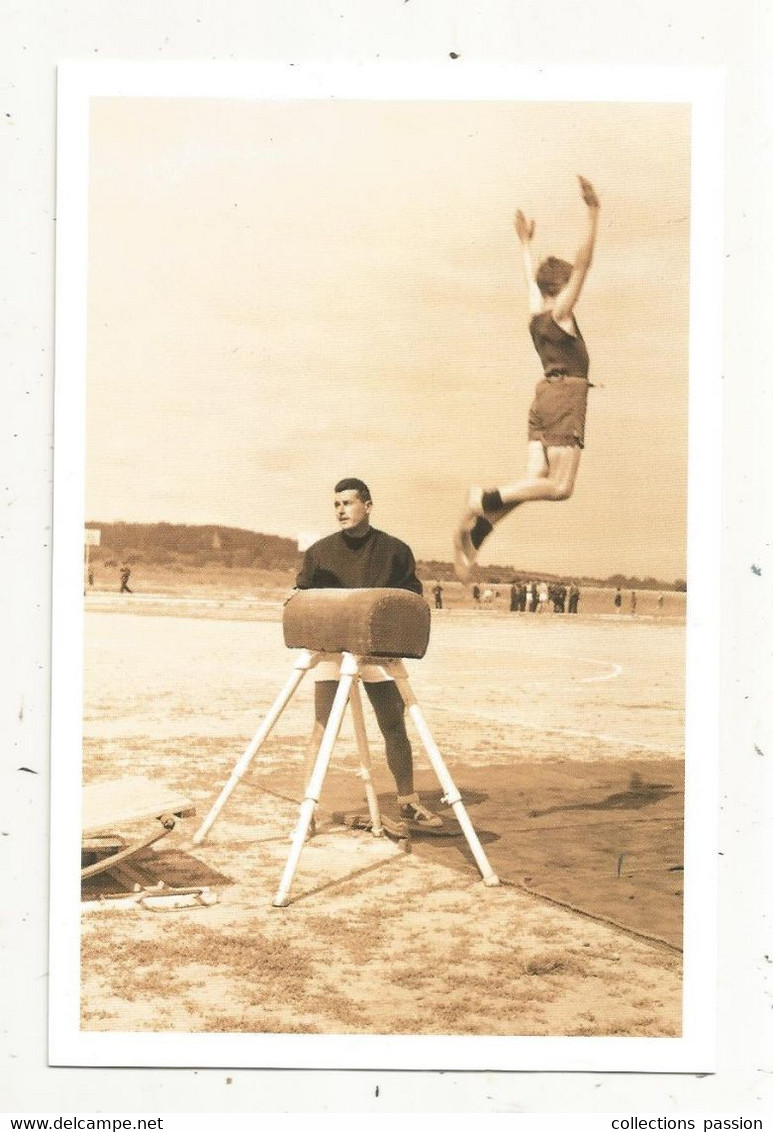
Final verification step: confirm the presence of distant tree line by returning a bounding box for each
[87,521,302,571]
[86,522,686,591]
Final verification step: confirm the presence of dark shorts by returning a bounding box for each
[527,376,589,448]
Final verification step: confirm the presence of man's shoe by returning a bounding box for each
[338,811,410,842]
[398,795,443,830]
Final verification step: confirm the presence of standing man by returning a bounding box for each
[295,478,443,830]
[568,581,580,614]
[119,564,132,594]
[509,580,519,612]
[432,583,444,609]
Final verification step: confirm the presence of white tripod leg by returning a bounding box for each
[272,653,358,907]
[384,660,500,887]
[193,649,320,845]
[349,677,383,837]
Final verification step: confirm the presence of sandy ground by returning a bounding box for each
[80,598,684,1037]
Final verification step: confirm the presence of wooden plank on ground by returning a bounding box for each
[83,777,195,836]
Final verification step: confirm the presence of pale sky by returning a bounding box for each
[86,97,691,579]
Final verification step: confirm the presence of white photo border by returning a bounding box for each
[50,60,724,1072]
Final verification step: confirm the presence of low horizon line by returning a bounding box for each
[85,518,684,588]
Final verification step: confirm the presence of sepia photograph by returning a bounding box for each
[49,62,722,1072]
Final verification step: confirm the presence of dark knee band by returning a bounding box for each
[470,517,493,550]
[482,489,503,512]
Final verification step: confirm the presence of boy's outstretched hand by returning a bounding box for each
[514,209,535,243]
[578,175,600,210]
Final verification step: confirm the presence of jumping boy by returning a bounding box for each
[454,176,600,581]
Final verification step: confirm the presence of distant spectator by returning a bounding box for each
[528,581,538,612]
[630,590,637,615]
[432,583,443,609]
[87,569,94,588]
[553,583,567,613]
[472,584,481,603]
[537,580,549,612]
[568,582,580,614]
[614,587,622,611]
[119,565,132,594]
[482,587,494,604]
[657,592,665,611]
[509,581,519,612]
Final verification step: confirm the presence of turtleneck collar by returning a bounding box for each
[341,526,374,548]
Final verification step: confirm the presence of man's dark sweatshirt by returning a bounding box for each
[295,527,422,594]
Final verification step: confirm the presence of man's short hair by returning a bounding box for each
[334,477,372,503]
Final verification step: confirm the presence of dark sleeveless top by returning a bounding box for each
[529,311,589,379]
